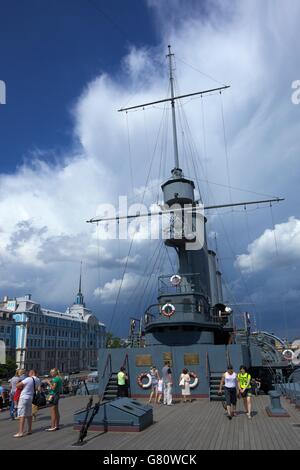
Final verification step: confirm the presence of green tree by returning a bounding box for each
[0,358,17,379]
[105,332,123,348]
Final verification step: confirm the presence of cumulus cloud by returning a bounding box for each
[94,273,140,303]
[236,217,300,273]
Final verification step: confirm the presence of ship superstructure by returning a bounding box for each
[88,46,291,400]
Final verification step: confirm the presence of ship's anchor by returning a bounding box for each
[72,396,105,446]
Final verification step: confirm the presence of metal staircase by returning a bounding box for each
[209,372,225,401]
[102,373,118,401]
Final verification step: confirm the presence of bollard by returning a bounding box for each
[265,390,290,417]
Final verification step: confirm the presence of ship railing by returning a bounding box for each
[158,272,207,297]
[99,353,112,402]
[225,347,231,368]
[122,353,131,398]
[144,302,224,326]
[206,352,211,400]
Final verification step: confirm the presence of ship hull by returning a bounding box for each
[97,343,264,399]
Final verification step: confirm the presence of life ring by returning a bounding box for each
[161,303,175,317]
[189,372,199,389]
[137,372,152,389]
[170,274,182,286]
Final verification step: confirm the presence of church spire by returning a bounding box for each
[75,261,85,306]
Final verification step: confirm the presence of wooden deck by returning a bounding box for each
[0,394,299,450]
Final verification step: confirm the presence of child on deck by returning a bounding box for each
[157,379,163,404]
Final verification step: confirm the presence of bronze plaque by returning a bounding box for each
[135,354,152,367]
[184,353,199,365]
[163,352,173,366]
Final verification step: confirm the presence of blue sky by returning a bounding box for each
[0,0,300,340]
[0,0,156,171]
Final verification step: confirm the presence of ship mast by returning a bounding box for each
[87,47,284,226]
[167,45,180,173]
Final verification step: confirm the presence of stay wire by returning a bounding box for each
[270,203,289,339]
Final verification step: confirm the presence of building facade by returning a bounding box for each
[0,304,16,363]
[1,283,105,374]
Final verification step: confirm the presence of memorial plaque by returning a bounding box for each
[135,354,152,367]
[163,352,173,366]
[184,353,199,365]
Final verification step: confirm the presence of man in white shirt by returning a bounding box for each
[14,369,40,438]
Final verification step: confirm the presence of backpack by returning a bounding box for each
[32,378,39,406]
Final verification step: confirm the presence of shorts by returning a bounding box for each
[241,389,252,398]
[17,397,32,417]
[48,394,60,406]
[151,382,158,391]
[224,387,237,406]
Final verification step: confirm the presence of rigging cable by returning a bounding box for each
[126,111,134,195]
[270,203,289,340]
[243,206,262,330]
[107,229,136,335]
[175,56,226,87]
[134,241,165,317]
[175,86,260,317]
[108,96,171,334]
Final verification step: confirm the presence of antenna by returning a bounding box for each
[166,45,180,172]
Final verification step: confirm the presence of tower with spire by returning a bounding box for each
[75,261,85,306]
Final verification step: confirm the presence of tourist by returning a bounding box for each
[13,369,40,438]
[8,370,20,419]
[252,377,261,396]
[32,381,47,421]
[218,365,238,420]
[237,365,252,419]
[117,366,128,397]
[44,368,63,431]
[0,380,6,412]
[157,378,163,404]
[162,361,173,406]
[12,369,27,419]
[179,368,191,403]
[148,366,160,404]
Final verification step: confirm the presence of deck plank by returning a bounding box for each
[0,394,299,450]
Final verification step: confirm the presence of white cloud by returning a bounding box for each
[236,217,300,273]
[94,273,140,304]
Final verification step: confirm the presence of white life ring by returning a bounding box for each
[170,274,182,286]
[161,303,176,317]
[137,372,152,389]
[189,372,199,389]
[282,349,294,361]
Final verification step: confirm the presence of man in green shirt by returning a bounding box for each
[237,365,252,419]
[117,367,128,397]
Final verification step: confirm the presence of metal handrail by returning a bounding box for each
[205,352,210,380]
[144,302,221,325]
[226,347,231,367]
[101,353,112,379]
[122,353,131,397]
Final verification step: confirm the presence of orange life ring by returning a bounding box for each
[137,372,152,389]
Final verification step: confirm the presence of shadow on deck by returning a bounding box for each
[0,394,299,450]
